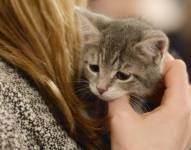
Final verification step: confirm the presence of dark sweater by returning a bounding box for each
[0,60,81,150]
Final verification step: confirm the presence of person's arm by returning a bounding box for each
[108,55,191,150]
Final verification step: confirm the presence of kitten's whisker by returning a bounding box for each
[69,80,89,84]
[75,89,89,95]
[129,97,143,113]
[130,94,151,112]
[69,78,88,82]
[75,87,90,94]
[130,97,142,109]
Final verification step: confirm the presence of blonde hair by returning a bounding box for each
[76,0,87,7]
[0,0,103,149]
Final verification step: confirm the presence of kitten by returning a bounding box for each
[75,8,169,113]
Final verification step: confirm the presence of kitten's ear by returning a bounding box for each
[134,30,169,65]
[77,12,100,46]
[75,7,111,30]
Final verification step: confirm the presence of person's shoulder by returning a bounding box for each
[0,59,36,97]
[0,59,81,149]
[0,59,28,86]
[0,59,18,83]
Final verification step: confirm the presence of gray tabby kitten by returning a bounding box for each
[76,8,169,113]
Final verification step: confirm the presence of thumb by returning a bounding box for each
[162,59,189,106]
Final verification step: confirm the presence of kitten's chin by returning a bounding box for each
[92,91,127,101]
[97,95,117,101]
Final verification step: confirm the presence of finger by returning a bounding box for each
[162,59,190,105]
[163,53,175,75]
[108,95,140,120]
[165,59,189,90]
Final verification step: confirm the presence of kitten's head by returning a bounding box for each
[78,9,169,101]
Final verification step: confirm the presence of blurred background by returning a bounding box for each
[87,0,191,75]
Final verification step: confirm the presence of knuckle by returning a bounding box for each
[180,105,191,119]
[174,59,187,69]
[172,102,191,119]
[109,111,127,124]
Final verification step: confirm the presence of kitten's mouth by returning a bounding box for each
[89,84,127,101]
[89,85,111,101]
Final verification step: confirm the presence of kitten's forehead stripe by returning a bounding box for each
[123,62,132,69]
[111,55,118,66]
[94,19,162,72]
[98,19,152,70]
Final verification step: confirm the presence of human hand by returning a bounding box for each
[108,55,191,150]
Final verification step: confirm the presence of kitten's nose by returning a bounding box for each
[96,87,107,95]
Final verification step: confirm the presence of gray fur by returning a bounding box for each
[76,8,169,113]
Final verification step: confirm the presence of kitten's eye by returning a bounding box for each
[89,64,99,73]
[115,71,131,81]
